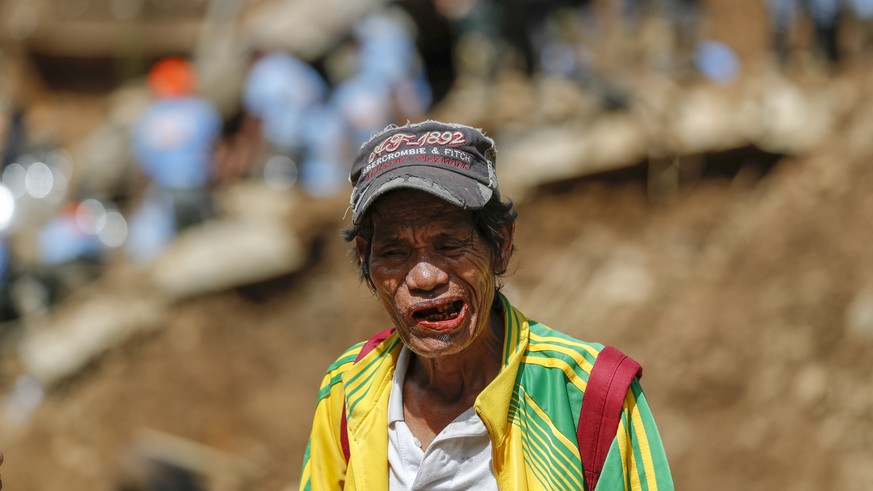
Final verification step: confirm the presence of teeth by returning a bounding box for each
[420,302,459,322]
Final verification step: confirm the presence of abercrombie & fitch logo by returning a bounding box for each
[368,131,466,163]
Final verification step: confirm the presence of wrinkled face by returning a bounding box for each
[357,190,507,358]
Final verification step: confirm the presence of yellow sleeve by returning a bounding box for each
[299,350,359,491]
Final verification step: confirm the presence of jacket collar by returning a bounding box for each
[474,292,529,447]
[342,293,530,483]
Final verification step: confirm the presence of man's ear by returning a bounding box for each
[495,223,515,274]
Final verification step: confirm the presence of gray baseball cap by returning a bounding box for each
[349,120,500,224]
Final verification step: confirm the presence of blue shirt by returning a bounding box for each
[132,96,222,189]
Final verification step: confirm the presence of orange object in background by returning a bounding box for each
[147,57,195,98]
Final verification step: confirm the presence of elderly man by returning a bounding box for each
[300,120,673,490]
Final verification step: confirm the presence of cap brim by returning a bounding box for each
[352,165,493,223]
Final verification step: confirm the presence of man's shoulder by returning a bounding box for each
[525,319,604,361]
[314,338,381,398]
[318,342,364,380]
[517,318,606,391]
[503,294,600,352]
[325,329,399,374]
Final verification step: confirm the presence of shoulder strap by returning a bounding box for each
[340,328,395,462]
[577,346,643,491]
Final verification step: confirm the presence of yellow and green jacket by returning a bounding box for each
[300,294,673,490]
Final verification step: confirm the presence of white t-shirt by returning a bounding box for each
[387,346,499,491]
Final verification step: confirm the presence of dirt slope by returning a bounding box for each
[4,0,873,487]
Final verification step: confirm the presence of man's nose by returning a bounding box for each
[406,259,449,293]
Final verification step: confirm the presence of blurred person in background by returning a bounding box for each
[332,9,432,146]
[242,51,328,158]
[129,57,222,247]
[299,120,673,490]
[238,48,353,197]
[33,201,106,305]
[241,50,329,193]
[238,10,433,198]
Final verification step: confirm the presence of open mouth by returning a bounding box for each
[412,300,465,323]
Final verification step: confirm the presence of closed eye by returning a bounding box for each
[439,242,465,251]
[373,245,407,259]
[376,249,403,257]
[438,237,473,253]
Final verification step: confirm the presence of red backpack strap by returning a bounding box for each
[577,346,643,491]
[340,328,395,462]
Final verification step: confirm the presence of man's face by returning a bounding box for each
[358,190,505,358]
